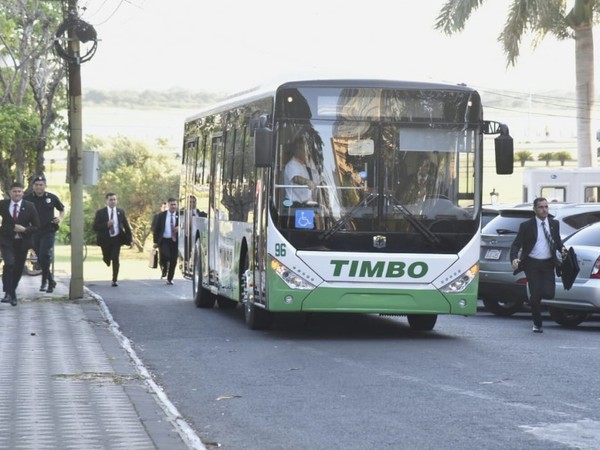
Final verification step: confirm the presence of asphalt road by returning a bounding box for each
[88,277,600,450]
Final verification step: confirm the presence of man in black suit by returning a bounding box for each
[93,193,133,287]
[151,201,168,277]
[510,197,566,333]
[153,197,179,285]
[0,182,40,306]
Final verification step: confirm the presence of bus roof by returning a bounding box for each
[184,77,478,123]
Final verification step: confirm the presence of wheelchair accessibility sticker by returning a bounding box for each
[295,210,314,229]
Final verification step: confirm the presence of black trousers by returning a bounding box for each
[32,231,56,284]
[524,258,556,327]
[159,239,178,282]
[1,238,28,297]
[100,236,122,282]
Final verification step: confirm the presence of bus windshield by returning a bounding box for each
[272,86,481,253]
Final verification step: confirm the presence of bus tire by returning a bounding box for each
[244,301,271,330]
[193,240,215,308]
[482,296,522,317]
[407,314,437,331]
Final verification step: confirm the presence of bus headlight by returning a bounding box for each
[271,258,316,290]
[440,263,478,293]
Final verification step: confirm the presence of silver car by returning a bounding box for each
[479,203,600,316]
[542,221,600,327]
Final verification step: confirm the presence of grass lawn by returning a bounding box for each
[53,244,177,283]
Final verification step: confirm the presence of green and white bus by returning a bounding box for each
[179,78,513,330]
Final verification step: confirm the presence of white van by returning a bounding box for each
[522,167,600,203]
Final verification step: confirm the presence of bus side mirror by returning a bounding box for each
[495,131,514,175]
[255,127,273,168]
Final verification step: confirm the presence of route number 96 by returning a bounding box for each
[275,243,286,257]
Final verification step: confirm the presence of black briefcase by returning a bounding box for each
[560,247,580,291]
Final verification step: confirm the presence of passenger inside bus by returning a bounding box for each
[283,139,321,205]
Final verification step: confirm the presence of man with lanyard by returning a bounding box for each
[24,175,65,293]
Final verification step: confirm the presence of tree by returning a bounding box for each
[85,137,180,251]
[435,0,599,168]
[0,0,66,191]
[554,151,572,165]
[538,152,555,166]
[515,150,534,166]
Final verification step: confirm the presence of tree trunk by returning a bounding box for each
[575,26,596,167]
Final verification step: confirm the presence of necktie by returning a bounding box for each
[171,213,176,241]
[542,221,555,252]
[110,208,115,235]
[12,203,18,220]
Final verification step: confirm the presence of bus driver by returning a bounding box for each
[284,140,320,204]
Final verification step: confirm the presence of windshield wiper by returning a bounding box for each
[319,192,379,241]
[386,195,441,245]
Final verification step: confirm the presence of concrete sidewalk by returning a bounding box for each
[0,273,206,449]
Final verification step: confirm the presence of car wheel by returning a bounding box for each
[548,307,589,328]
[407,314,437,331]
[482,297,523,316]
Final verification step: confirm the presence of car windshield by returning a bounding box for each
[564,223,600,246]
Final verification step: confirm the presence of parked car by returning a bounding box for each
[466,203,523,229]
[542,221,600,327]
[479,203,600,316]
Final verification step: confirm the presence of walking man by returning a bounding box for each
[93,193,133,286]
[0,182,40,306]
[152,201,168,278]
[510,197,566,333]
[152,197,179,285]
[24,175,65,293]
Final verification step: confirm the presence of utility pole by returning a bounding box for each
[66,0,84,299]
[52,0,96,298]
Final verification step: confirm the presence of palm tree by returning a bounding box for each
[435,0,598,168]
[538,152,555,166]
[515,150,534,167]
[554,151,572,165]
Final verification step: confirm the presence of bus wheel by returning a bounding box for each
[244,301,271,330]
[407,314,437,331]
[193,240,215,308]
[217,296,237,309]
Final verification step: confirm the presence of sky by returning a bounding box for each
[78,0,595,97]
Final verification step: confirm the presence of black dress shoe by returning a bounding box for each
[46,280,57,293]
[112,281,118,287]
[10,295,17,306]
[40,282,47,292]
[1,295,9,304]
